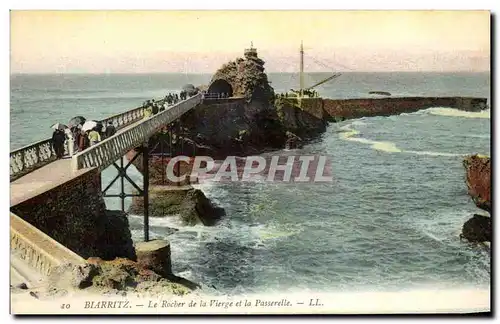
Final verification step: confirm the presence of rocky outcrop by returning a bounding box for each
[125,49,327,197]
[97,210,137,261]
[463,155,491,213]
[209,47,274,103]
[461,214,491,243]
[23,257,196,299]
[176,47,325,157]
[129,186,225,226]
[179,188,225,226]
[461,155,491,243]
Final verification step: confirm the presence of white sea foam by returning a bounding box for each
[339,124,402,153]
[462,134,490,139]
[405,150,464,157]
[350,120,367,126]
[411,209,473,246]
[129,213,184,228]
[338,123,468,156]
[425,107,490,119]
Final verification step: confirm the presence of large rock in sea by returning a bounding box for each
[461,154,491,243]
[126,47,328,196]
[175,46,327,157]
[461,214,491,243]
[209,46,275,102]
[129,186,225,226]
[463,154,491,213]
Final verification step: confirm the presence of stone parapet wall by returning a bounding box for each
[11,168,135,260]
[11,212,86,277]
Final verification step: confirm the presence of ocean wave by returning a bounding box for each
[338,123,466,157]
[338,124,402,153]
[256,224,303,242]
[412,209,471,244]
[350,120,368,126]
[461,134,490,139]
[405,150,463,157]
[422,107,490,119]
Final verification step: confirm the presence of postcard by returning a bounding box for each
[9,10,491,315]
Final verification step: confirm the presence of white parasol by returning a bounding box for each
[81,120,98,132]
[50,123,68,130]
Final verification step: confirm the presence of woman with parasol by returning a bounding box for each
[68,116,86,153]
[50,123,67,159]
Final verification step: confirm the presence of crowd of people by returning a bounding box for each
[276,89,319,99]
[52,90,198,158]
[51,120,117,159]
[142,91,197,119]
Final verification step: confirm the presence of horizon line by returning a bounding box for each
[10,70,491,75]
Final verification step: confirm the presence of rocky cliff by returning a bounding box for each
[463,155,491,213]
[210,46,275,103]
[461,155,491,243]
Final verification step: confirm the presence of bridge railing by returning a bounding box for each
[99,98,168,132]
[100,106,146,131]
[10,212,86,277]
[10,139,62,182]
[9,98,166,182]
[71,93,202,172]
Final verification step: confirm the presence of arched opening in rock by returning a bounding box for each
[207,79,233,97]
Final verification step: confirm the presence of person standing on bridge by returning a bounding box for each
[64,127,75,157]
[73,126,82,152]
[88,128,101,146]
[152,103,159,115]
[52,129,66,159]
[105,121,116,138]
[79,130,90,151]
[144,105,153,119]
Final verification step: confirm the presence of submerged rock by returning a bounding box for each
[129,186,225,226]
[461,214,491,243]
[180,188,225,226]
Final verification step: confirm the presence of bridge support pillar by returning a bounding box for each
[102,142,151,242]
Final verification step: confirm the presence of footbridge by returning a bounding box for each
[10,93,204,285]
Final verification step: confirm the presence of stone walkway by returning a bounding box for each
[10,159,90,207]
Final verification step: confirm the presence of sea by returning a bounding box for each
[10,72,491,302]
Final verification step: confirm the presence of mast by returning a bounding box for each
[299,40,304,96]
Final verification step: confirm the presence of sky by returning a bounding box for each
[10,10,491,73]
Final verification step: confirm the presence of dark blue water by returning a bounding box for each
[10,72,491,295]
